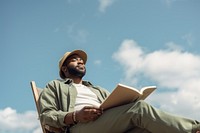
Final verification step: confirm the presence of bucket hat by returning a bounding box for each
[59,50,87,79]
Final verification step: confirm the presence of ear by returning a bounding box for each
[61,66,67,72]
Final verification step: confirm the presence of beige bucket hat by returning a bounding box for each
[59,50,87,79]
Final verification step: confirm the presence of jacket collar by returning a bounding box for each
[63,78,93,86]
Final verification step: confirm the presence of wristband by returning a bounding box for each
[72,111,78,124]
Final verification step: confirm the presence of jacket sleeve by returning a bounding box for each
[38,81,68,128]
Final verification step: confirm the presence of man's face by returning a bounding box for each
[63,54,86,78]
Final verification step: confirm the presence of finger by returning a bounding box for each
[83,106,98,109]
[92,109,103,115]
[83,106,102,111]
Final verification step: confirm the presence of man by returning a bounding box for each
[39,49,200,133]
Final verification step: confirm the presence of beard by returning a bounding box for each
[67,65,86,78]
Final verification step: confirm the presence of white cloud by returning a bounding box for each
[112,39,200,120]
[67,25,89,44]
[0,107,41,133]
[182,33,194,46]
[98,0,116,13]
[163,0,178,7]
[165,41,184,51]
[54,23,89,44]
[76,29,89,43]
[94,60,102,65]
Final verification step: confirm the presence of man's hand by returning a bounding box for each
[76,106,103,123]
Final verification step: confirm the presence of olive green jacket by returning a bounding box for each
[39,79,110,129]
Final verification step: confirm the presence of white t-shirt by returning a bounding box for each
[73,83,101,110]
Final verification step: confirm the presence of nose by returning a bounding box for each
[77,58,84,64]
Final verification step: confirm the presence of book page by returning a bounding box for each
[117,83,141,94]
[100,84,141,110]
[139,86,156,100]
[100,84,156,110]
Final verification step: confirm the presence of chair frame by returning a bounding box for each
[30,81,48,133]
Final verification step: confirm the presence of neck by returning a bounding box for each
[73,79,82,84]
[69,76,83,84]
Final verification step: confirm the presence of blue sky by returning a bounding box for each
[1,0,200,132]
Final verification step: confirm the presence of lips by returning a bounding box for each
[76,65,85,70]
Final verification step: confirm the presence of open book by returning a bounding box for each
[100,83,156,110]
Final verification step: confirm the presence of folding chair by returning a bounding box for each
[30,81,62,133]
